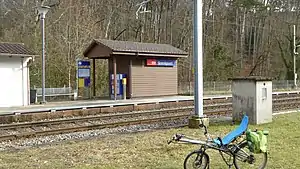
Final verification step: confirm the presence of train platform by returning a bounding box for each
[1,90,297,116]
[0,94,232,115]
[0,95,204,115]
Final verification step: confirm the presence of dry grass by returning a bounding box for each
[0,113,299,169]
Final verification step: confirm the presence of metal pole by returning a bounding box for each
[93,58,96,97]
[21,57,24,106]
[194,0,204,117]
[41,14,46,103]
[113,57,117,100]
[294,25,297,89]
[75,58,79,100]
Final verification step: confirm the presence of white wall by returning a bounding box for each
[255,81,272,124]
[0,56,31,107]
[232,80,256,123]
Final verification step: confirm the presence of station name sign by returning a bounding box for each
[78,60,90,67]
[146,59,176,67]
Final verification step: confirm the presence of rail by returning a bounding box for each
[0,107,194,130]
[0,96,299,142]
[0,108,194,141]
[3,90,300,116]
[0,115,189,141]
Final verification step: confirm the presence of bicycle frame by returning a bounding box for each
[168,129,252,166]
[170,133,247,155]
[167,115,269,168]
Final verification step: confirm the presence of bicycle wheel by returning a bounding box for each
[183,150,209,169]
[233,142,267,169]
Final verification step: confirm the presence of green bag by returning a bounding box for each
[246,129,268,154]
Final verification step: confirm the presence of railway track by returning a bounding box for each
[0,115,191,142]
[0,94,300,142]
[0,106,231,142]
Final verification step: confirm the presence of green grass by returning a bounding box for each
[0,113,299,169]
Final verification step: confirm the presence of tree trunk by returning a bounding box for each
[240,8,246,70]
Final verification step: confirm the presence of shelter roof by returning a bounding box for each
[83,39,188,58]
[0,42,36,57]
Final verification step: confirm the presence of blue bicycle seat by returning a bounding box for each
[213,115,249,146]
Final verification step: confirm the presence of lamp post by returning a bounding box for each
[135,0,151,42]
[188,0,209,128]
[135,0,151,19]
[37,5,50,104]
[194,0,203,118]
[293,25,300,89]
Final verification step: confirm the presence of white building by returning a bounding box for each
[0,42,36,107]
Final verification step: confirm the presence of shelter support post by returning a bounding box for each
[129,59,132,99]
[92,58,96,97]
[113,56,117,100]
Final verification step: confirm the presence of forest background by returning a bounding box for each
[1,0,299,95]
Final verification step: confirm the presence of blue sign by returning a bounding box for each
[146,59,176,67]
[84,77,91,87]
[77,60,91,87]
[157,60,176,67]
[78,60,90,67]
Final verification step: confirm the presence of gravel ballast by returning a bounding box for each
[0,115,232,151]
[0,118,189,151]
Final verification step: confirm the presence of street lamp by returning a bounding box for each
[135,0,151,19]
[37,5,50,104]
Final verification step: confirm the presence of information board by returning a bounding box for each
[77,60,91,88]
[78,68,90,78]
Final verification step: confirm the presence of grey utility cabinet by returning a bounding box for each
[230,76,272,125]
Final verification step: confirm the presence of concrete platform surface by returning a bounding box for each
[0,95,199,115]
[1,90,296,115]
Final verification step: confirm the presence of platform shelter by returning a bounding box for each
[83,39,188,100]
[0,42,36,107]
